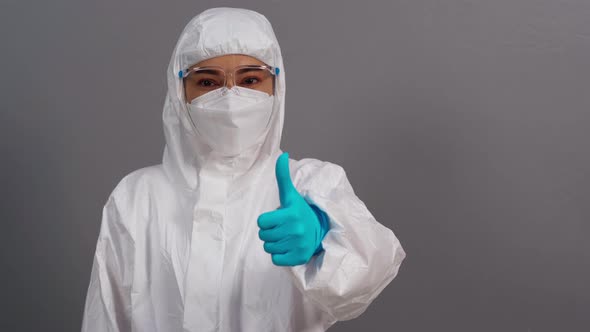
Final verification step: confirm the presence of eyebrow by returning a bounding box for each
[236,68,265,74]
[191,69,222,75]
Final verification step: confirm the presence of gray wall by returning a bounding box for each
[2,0,589,331]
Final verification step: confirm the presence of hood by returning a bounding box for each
[161,7,286,190]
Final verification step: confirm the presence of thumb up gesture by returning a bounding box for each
[257,152,328,266]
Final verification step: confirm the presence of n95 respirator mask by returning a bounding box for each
[186,86,274,156]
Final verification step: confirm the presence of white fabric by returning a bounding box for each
[81,7,406,332]
[187,86,274,156]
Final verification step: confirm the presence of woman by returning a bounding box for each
[82,7,406,332]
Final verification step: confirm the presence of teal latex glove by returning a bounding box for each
[257,152,330,266]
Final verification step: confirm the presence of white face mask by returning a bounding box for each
[186,86,274,156]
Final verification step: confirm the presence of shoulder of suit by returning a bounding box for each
[106,164,167,210]
[288,157,347,189]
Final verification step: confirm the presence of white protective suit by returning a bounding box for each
[82,7,406,332]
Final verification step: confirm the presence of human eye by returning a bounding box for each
[187,69,224,89]
[240,76,261,86]
[197,78,221,88]
[237,69,269,87]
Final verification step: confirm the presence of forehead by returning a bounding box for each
[189,54,267,69]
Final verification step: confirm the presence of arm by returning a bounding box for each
[81,195,134,332]
[290,160,407,321]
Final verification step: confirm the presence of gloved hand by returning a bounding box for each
[257,152,330,266]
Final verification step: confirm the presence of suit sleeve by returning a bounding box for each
[81,194,135,332]
[289,160,407,321]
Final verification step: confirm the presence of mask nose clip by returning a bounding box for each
[219,87,230,96]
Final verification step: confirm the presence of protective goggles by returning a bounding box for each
[179,64,280,97]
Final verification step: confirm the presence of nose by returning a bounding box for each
[226,72,236,88]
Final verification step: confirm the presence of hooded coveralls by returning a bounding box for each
[81,7,406,332]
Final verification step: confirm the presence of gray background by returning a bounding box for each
[2,0,589,331]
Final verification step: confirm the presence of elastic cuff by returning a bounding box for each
[310,204,330,256]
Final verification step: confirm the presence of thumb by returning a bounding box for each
[275,152,296,207]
